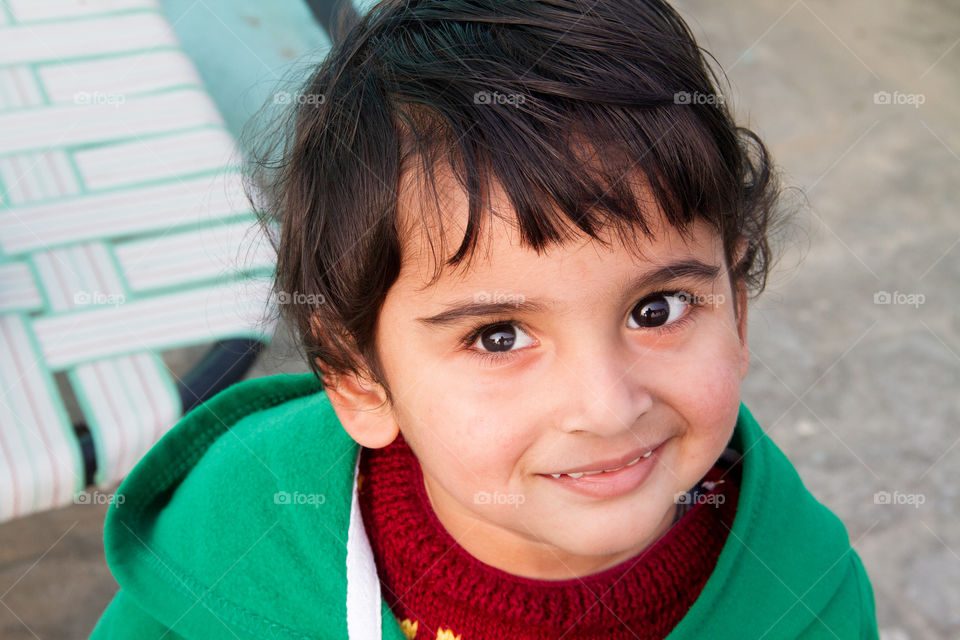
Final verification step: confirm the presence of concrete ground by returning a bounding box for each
[1,0,958,638]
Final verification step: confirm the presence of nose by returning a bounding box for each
[553,337,654,436]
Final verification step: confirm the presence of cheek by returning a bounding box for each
[408,390,531,480]
[385,332,533,482]
[687,357,741,415]
[669,325,743,442]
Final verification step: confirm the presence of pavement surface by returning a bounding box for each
[1,1,958,638]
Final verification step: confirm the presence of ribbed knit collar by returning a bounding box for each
[357,433,740,640]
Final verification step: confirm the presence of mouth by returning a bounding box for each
[536,439,669,499]
[543,440,665,478]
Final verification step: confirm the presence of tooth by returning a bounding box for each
[554,451,654,478]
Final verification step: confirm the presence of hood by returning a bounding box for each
[100,372,876,640]
[667,402,878,639]
[102,372,402,639]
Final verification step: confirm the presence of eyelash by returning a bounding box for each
[457,289,703,366]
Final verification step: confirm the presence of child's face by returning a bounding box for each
[343,170,749,580]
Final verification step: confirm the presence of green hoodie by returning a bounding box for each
[89,372,879,639]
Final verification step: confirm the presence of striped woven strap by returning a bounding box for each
[0,0,277,522]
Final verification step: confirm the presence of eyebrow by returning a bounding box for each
[416,259,722,328]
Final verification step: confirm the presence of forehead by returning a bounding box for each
[393,160,724,297]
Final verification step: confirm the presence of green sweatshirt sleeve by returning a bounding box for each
[89,589,185,640]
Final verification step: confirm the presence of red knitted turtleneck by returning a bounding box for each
[357,433,740,640]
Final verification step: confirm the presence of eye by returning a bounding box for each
[466,322,536,356]
[626,291,691,329]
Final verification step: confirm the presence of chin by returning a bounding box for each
[548,509,673,559]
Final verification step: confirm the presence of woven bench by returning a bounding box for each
[0,0,306,521]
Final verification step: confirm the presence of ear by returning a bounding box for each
[322,363,399,449]
[309,316,399,448]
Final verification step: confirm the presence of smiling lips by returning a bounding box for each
[537,440,666,499]
[547,449,654,479]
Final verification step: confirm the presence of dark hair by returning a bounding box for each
[249,0,789,407]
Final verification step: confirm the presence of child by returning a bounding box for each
[91,0,879,638]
